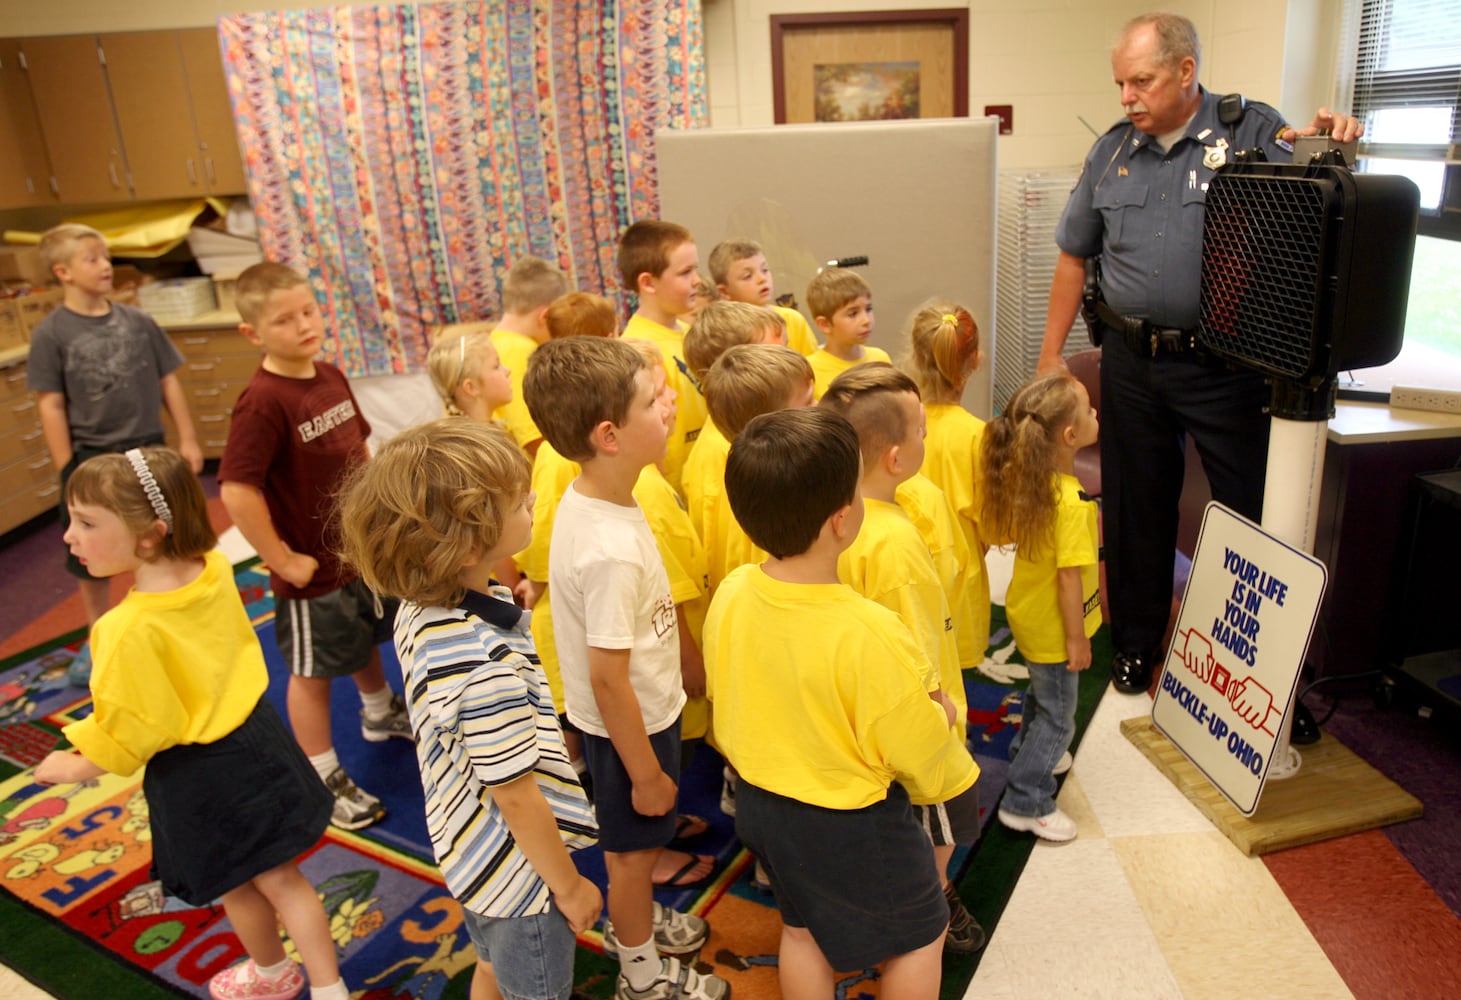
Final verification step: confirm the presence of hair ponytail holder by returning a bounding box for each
[125,449,173,529]
[941,313,958,326]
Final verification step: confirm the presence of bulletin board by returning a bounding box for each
[656,118,998,416]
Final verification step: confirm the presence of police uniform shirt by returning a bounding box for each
[1056,87,1292,331]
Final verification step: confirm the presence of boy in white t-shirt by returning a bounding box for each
[523,337,729,1000]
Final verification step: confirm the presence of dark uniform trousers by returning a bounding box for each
[1100,326,1270,658]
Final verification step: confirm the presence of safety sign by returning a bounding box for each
[1151,502,1328,815]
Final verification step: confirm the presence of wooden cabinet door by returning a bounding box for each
[0,40,55,207]
[178,28,247,195]
[99,32,200,202]
[21,35,129,204]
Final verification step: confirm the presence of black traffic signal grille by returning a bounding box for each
[1199,175,1329,380]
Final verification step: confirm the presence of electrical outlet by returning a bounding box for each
[1390,384,1461,414]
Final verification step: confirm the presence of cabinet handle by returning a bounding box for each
[27,456,51,471]
[193,388,223,397]
[5,370,25,385]
[34,484,60,499]
[9,400,36,417]
[187,159,198,184]
[108,163,121,189]
[21,429,43,443]
[206,157,217,185]
[199,413,227,424]
[181,336,209,345]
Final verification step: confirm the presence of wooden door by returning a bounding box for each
[99,32,199,201]
[0,40,55,207]
[178,28,247,195]
[22,35,129,203]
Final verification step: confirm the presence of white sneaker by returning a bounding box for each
[1053,751,1073,776]
[998,806,1078,843]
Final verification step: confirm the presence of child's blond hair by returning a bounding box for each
[617,220,693,292]
[337,418,531,608]
[501,256,569,313]
[427,327,497,416]
[66,447,216,561]
[684,301,781,380]
[523,336,647,461]
[817,363,921,470]
[38,224,107,277]
[236,261,309,327]
[902,300,981,403]
[545,291,618,339]
[703,344,812,440]
[706,238,763,286]
[805,267,870,321]
[979,372,1085,559]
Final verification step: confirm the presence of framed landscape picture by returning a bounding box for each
[771,9,969,124]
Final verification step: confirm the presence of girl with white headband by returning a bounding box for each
[34,446,350,1000]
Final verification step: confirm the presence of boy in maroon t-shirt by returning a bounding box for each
[219,262,408,831]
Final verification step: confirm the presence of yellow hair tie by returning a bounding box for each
[941,313,958,325]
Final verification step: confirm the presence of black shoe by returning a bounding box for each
[1290,699,1321,745]
[1111,651,1156,695]
[943,881,987,954]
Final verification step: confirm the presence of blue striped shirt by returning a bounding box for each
[394,586,596,917]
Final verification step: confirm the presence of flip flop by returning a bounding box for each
[670,813,710,844]
[652,851,713,888]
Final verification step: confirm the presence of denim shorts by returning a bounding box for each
[461,905,577,1000]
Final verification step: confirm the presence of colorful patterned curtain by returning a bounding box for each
[219,1,706,376]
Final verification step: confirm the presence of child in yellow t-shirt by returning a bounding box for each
[617,220,707,493]
[981,373,1101,844]
[900,301,992,669]
[805,267,890,397]
[683,345,815,594]
[819,362,985,955]
[426,327,515,422]
[707,237,819,357]
[488,256,570,456]
[705,407,978,991]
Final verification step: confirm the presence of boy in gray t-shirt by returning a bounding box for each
[26,224,200,683]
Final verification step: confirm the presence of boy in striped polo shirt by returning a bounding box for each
[338,418,600,1000]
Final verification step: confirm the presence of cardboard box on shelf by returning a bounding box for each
[0,246,54,288]
[0,300,25,352]
[16,288,65,335]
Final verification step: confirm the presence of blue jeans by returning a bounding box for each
[1002,660,1078,818]
[461,905,577,1000]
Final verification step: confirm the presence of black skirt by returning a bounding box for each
[143,698,332,906]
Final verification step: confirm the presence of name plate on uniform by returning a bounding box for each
[1151,502,1328,816]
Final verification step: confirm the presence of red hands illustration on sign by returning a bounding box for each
[1176,630,1280,736]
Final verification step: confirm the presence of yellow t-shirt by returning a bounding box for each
[682,418,765,593]
[64,550,268,777]
[773,305,819,357]
[522,442,580,713]
[634,463,712,741]
[922,402,991,666]
[623,314,707,495]
[1006,473,1102,664]
[895,473,986,670]
[837,497,963,715]
[808,345,892,399]
[490,328,543,450]
[705,563,979,810]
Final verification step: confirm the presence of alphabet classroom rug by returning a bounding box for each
[0,565,1111,1000]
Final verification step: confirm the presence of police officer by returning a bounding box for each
[1037,12,1362,697]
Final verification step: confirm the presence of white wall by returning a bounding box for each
[704,0,1349,172]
